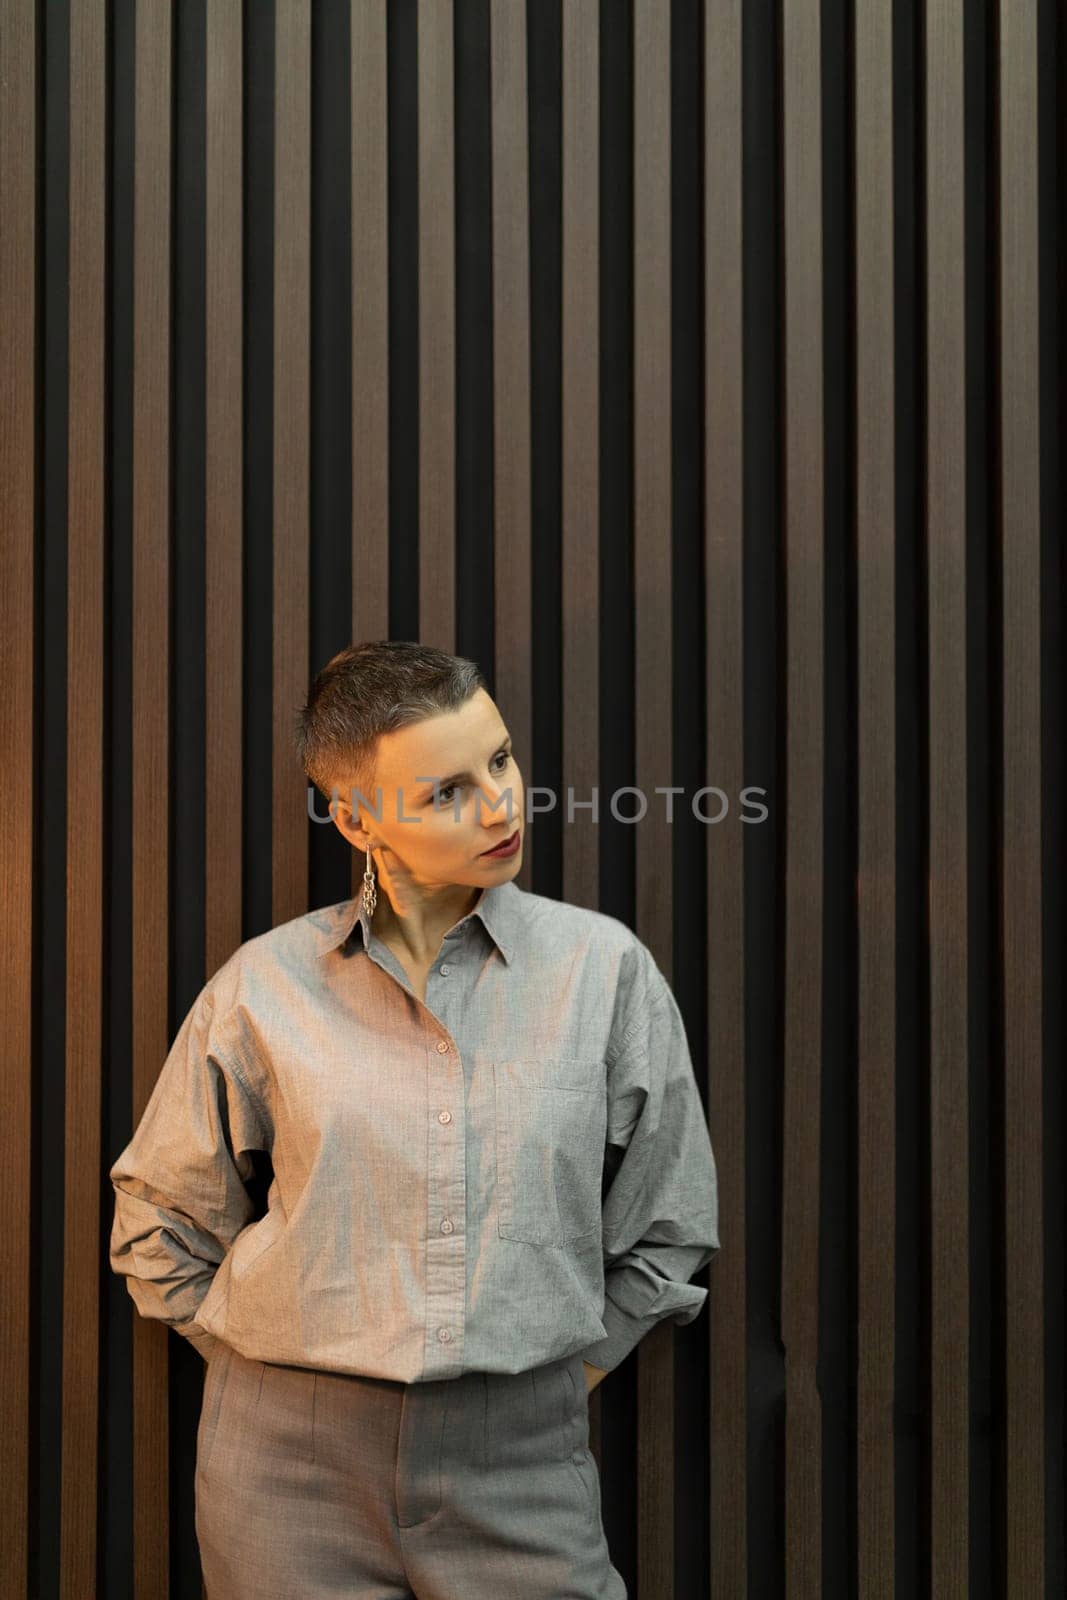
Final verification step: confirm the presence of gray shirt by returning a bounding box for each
[109,878,720,1381]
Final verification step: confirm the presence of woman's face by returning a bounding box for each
[339,688,525,890]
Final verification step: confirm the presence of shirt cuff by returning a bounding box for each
[172,1318,223,1363]
[579,1260,709,1375]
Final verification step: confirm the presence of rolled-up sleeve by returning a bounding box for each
[580,946,720,1374]
[109,988,269,1361]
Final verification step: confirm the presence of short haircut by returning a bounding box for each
[293,639,488,809]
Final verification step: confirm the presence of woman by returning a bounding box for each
[110,640,720,1599]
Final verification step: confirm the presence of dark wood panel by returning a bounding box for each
[854,3,897,1595]
[704,2,746,1594]
[418,0,456,649]
[489,0,534,890]
[996,5,1045,1592]
[780,0,824,1592]
[0,0,36,1589]
[205,0,244,979]
[632,2,674,1593]
[272,0,311,927]
[61,5,107,1592]
[351,0,390,651]
[130,5,173,1594]
[925,3,970,1594]
[561,0,599,918]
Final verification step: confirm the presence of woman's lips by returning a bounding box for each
[480,828,521,858]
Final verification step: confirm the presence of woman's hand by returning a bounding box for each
[582,1359,608,1393]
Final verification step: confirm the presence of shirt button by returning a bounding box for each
[438,1110,452,1124]
[440,964,451,975]
[435,1040,450,1054]
[436,1326,453,1342]
[440,1218,454,1233]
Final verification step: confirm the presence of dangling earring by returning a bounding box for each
[362,842,378,919]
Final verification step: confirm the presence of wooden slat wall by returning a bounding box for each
[632,2,676,1594]
[925,2,970,1594]
[0,0,36,1593]
[130,6,172,1594]
[997,4,1044,1592]
[855,1,896,1594]
[489,0,533,886]
[272,1,311,930]
[781,0,824,1592]
[205,0,244,981]
[704,2,746,1595]
[417,0,455,650]
[60,3,106,1594]
[3,3,1062,1596]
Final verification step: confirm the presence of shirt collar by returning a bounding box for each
[317,876,520,966]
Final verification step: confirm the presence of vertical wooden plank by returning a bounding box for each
[925,1,969,1593]
[490,0,533,885]
[632,2,673,1593]
[0,0,36,1590]
[704,1,746,1594]
[131,3,172,1593]
[854,2,896,1595]
[560,0,598,916]
[997,4,1044,1592]
[351,0,390,907]
[780,0,823,1593]
[273,0,311,926]
[61,3,106,1593]
[418,0,455,649]
[206,0,244,980]
[352,0,390,649]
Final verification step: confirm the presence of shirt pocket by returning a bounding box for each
[228,1204,285,1281]
[493,1060,606,1246]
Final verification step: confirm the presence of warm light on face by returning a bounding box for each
[346,689,525,887]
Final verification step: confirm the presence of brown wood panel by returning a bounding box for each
[130,5,173,1594]
[61,5,107,1592]
[205,0,244,982]
[418,0,456,650]
[780,0,824,1593]
[0,0,36,1590]
[489,0,534,890]
[351,0,390,904]
[924,3,969,1593]
[997,4,1045,1591]
[632,2,674,1593]
[704,2,746,1595]
[561,0,599,918]
[351,0,390,652]
[854,4,897,1596]
[560,0,601,1465]
[272,0,311,928]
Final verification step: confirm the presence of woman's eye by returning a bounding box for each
[436,752,511,806]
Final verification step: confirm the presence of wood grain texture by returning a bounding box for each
[633,3,674,1594]
[997,4,1044,1593]
[418,0,456,650]
[561,0,599,917]
[272,0,311,930]
[0,0,36,1591]
[489,0,533,892]
[781,0,824,1593]
[352,0,390,651]
[206,0,244,984]
[61,6,107,1593]
[925,4,969,1594]
[704,3,746,1595]
[854,3,896,1595]
[131,4,173,1594]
